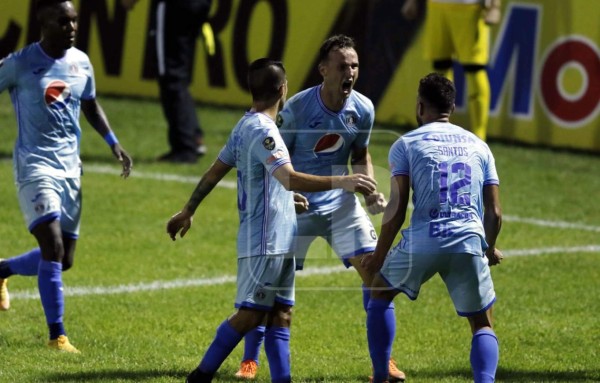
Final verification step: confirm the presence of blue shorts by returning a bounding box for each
[295,197,377,270]
[379,249,496,316]
[17,177,81,238]
[235,254,295,311]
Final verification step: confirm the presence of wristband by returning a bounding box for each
[103,131,119,146]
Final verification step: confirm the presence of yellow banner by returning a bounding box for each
[1,0,598,151]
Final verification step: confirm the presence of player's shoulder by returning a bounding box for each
[286,86,319,108]
[65,47,91,64]
[242,111,278,132]
[2,43,37,63]
[349,89,375,111]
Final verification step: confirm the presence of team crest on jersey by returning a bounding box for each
[276,113,283,127]
[314,133,344,156]
[345,114,357,128]
[263,136,276,150]
[44,80,71,110]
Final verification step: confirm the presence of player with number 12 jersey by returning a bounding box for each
[388,122,499,255]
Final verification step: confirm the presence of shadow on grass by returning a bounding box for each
[39,367,600,382]
[44,369,274,383]
[45,369,186,382]
[407,367,599,382]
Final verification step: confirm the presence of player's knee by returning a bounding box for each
[433,59,453,71]
[273,304,293,327]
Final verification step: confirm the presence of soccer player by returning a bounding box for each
[362,73,503,383]
[166,58,377,383]
[402,0,502,140]
[0,0,132,352]
[235,34,405,382]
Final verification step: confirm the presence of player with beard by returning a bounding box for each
[235,35,405,382]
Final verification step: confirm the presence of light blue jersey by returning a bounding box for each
[218,111,296,258]
[389,122,499,255]
[277,85,374,213]
[0,43,95,183]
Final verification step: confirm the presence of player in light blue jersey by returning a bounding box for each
[362,73,503,383]
[0,0,132,353]
[236,35,405,382]
[166,58,376,383]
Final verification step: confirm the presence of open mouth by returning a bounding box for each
[342,80,353,93]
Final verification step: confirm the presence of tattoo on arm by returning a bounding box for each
[186,177,217,214]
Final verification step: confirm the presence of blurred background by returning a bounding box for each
[1,0,598,152]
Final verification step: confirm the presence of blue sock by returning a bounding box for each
[362,284,370,312]
[367,298,396,383]
[471,328,499,383]
[243,325,266,364]
[4,248,42,277]
[38,260,65,339]
[198,320,243,374]
[264,326,291,383]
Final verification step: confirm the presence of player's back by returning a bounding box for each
[390,122,499,255]
[278,85,375,212]
[219,111,296,258]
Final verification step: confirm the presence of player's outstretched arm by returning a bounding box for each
[362,175,409,273]
[273,163,376,195]
[167,159,233,241]
[483,184,503,265]
[81,98,133,178]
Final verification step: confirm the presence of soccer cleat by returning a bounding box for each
[235,359,258,379]
[0,277,9,311]
[186,368,214,383]
[48,335,80,353]
[370,359,406,383]
[388,358,406,382]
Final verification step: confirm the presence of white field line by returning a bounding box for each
[9,245,600,301]
[85,164,237,189]
[10,265,346,300]
[7,165,599,301]
[85,164,600,233]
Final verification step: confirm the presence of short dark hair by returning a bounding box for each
[36,0,69,12]
[247,58,286,102]
[418,73,456,113]
[318,34,356,63]
[36,0,70,19]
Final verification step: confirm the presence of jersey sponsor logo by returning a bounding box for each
[314,133,344,156]
[263,136,276,150]
[44,80,71,110]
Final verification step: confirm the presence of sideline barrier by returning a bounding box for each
[1,0,598,151]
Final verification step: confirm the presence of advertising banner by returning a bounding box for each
[1,0,598,151]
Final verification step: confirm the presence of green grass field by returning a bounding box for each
[0,93,599,382]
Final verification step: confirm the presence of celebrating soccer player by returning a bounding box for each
[166,58,376,383]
